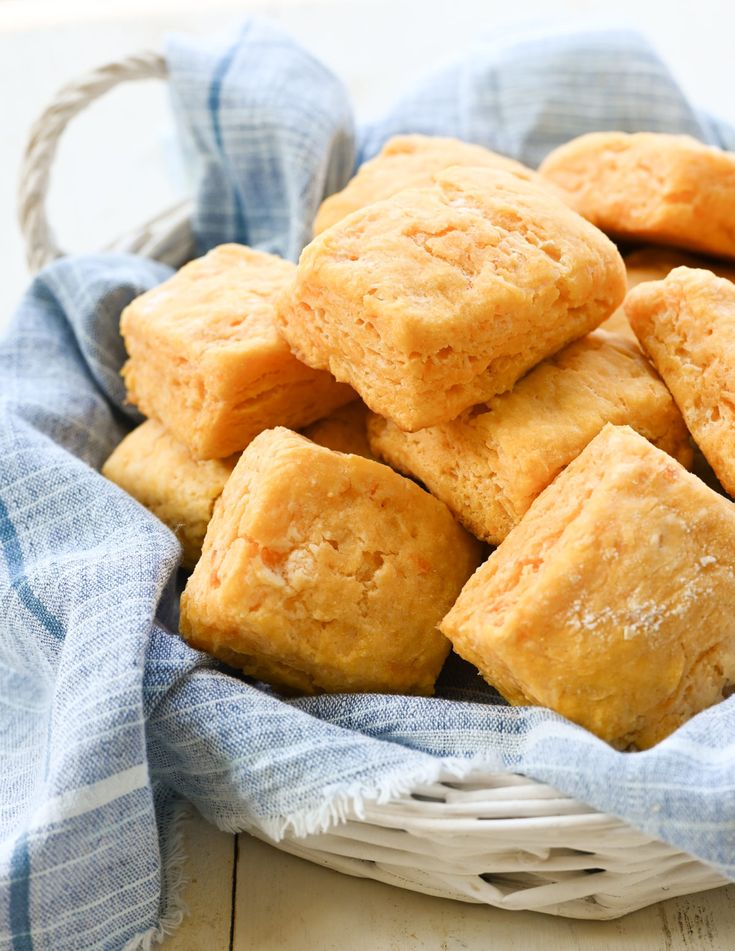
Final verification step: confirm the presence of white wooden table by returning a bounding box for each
[4,1,735,947]
[166,812,735,950]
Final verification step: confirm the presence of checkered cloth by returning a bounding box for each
[2,18,734,950]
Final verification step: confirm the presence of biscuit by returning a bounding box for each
[314,134,537,234]
[279,166,626,431]
[626,266,735,496]
[180,427,482,695]
[302,401,374,458]
[602,247,735,339]
[369,331,692,544]
[102,420,237,567]
[440,425,735,749]
[539,132,735,260]
[121,244,354,459]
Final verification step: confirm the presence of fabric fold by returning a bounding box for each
[166,19,356,260]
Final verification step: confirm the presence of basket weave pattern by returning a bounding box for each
[17,53,729,919]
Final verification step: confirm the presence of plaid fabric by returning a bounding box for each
[2,18,734,950]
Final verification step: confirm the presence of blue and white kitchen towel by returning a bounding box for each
[2,19,735,950]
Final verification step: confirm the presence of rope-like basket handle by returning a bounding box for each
[18,51,169,272]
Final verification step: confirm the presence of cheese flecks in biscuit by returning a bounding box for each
[626,266,735,496]
[601,247,735,340]
[368,331,692,544]
[179,427,483,695]
[279,166,626,432]
[440,425,735,750]
[539,132,735,260]
[121,244,353,460]
[302,401,374,459]
[314,134,538,234]
[102,420,237,568]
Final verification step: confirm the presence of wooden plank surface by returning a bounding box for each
[162,811,735,950]
[163,811,235,951]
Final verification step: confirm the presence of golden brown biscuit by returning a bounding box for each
[279,166,626,432]
[314,134,537,234]
[102,420,237,567]
[626,266,735,496]
[180,427,482,695]
[539,132,735,260]
[369,331,692,544]
[601,247,735,339]
[121,244,354,459]
[440,424,735,749]
[301,401,374,458]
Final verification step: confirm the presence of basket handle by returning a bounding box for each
[18,51,169,273]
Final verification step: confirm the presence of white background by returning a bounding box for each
[1,0,735,331]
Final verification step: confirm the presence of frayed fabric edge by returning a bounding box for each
[121,799,193,951]
[120,754,501,948]
[216,753,498,840]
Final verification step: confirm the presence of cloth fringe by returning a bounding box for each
[216,755,485,840]
[121,800,193,951]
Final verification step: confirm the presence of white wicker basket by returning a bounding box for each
[18,52,731,921]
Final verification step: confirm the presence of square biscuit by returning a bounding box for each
[301,401,374,459]
[179,427,482,695]
[279,166,626,431]
[626,266,735,496]
[440,425,735,749]
[369,331,692,544]
[120,244,354,459]
[102,420,237,568]
[539,132,735,260]
[313,134,538,235]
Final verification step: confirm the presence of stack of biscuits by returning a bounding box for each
[104,131,735,749]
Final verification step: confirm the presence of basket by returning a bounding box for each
[18,51,730,921]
